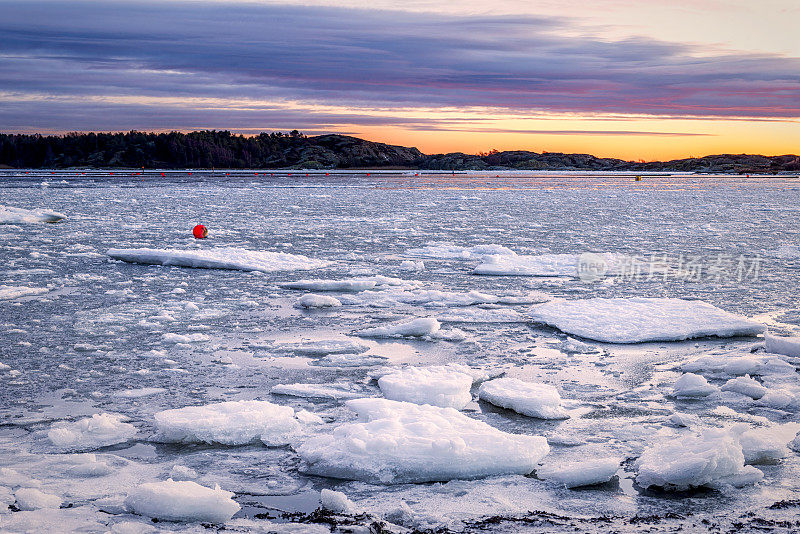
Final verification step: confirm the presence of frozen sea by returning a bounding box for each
[1,169,800,533]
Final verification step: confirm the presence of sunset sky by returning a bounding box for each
[1,0,798,160]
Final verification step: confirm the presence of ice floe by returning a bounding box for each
[730,425,790,464]
[377,364,476,408]
[311,353,389,368]
[296,398,549,483]
[635,429,764,490]
[539,458,620,488]
[107,247,331,272]
[153,400,300,446]
[765,333,800,358]
[529,297,764,343]
[405,242,516,260]
[280,276,405,292]
[294,294,342,309]
[0,204,65,224]
[320,489,359,514]
[271,382,364,400]
[0,285,50,300]
[478,378,569,419]
[473,253,623,277]
[124,479,240,523]
[357,317,441,338]
[273,339,369,356]
[47,413,137,451]
[721,375,768,399]
[13,488,62,511]
[680,353,795,377]
[672,373,719,398]
[437,308,526,324]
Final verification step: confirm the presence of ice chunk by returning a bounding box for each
[357,317,441,338]
[730,425,789,464]
[296,398,549,484]
[48,413,137,451]
[0,285,50,300]
[273,339,370,356]
[721,375,767,399]
[295,294,342,308]
[162,333,209,344]
[169,465,198,481]
[539,458,620,488]
[271,383,363,400]
[757,389,796,410]
[560,337,600,354]
[478,378,569,419]
[789,432,800,453]
[107,247,331,272]
[14,488,62,510]
[280,276,404,292]
[320,489,359,514]
[665,413,702,427]
[154,400,300,446]
[0,486,13,513]
[113,387,166,398]
[474,253,623,277]
[0,204,65,224]
[124,479,240,523]
[405,242,516,259]
[377,364,475,409]
[530,298,764,343]
[635,429,763,490]
[399,260,424,272]
[672,373,719,398]
[66,454,114,477]
[765,333,800,358]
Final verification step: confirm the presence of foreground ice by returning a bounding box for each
[320,488,359,514]
[124,479,240,523]
[296,398,549,483]
[478,378,569,419]
[0,204,65,224]
[672,373,719,398]
[539,458,620,488]
[107,247,331,272]
[154,400,300,446]
[377,364,476,408]
[529,297,764,343]
[765,333,800,358]
[13,488,62,511]
[635,429,764,490]
[48,413,137,451]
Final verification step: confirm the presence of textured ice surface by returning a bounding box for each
[320,489,359,514]
[0,204,65,224]
[107,247,331,272]
[530,297,765,343]
[124,479,240,523]
[154,400,300,446]
[13,488,62,510]
[539,458,620,488]
[405,242,516,259]
[271,382,364,400]
[47,413,137,451]
[478,378,569,419]
[281,276,405,292]
[635,429,764,490]
[377,364,475,408]
[296,398,549,483]
[273,339,369,356]
[721,375,768,399]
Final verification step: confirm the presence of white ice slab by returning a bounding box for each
[271,383,364,400]
[472,253,599,276]
[357,317,441,338]
[153,400,300,446]
[539,458,620,488]
[0,205,65,224]
[294,294,342,308]
[273,339,370,356]
[107,247,331,272]
[0,285,49,300]
[478,378,569,419]
[296,398,549,484]
[765,333,800,358]
[124,479,240,523]
[377,364,475,408]
[635,429,763,490]
[405,242,516,260]
[48,413,137,451]
[529,298,764,343]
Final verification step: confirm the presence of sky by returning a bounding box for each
[1,0,798,160]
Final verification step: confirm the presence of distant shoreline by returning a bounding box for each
[1,131,798,174]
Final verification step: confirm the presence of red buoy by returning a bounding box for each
[192,224,208,239]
